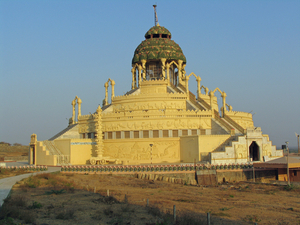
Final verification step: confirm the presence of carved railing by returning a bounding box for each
[103,109,213,120]
[214,110,235,134]
[177,83,207,111]
[57,155,70,165]
[223,114,246,134]
[43,141,70,165]
[197,97,211,110]
[169,83,183,93]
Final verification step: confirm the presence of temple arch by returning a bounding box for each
[249,141,260,161]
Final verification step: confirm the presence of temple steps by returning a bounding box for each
[42,140,70,165]
[43,140,63,155]
[213,136,240,153]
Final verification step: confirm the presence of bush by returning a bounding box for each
[28,201,42,209]
[56,209,75,220]
[24,176,40,188]
[175,211,205,225]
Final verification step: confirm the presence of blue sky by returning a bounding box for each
[0,0,299,148]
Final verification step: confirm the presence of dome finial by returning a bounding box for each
[153,4,158,26]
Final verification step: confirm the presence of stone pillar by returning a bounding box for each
[205,87,209,95]
[209,91,214,111]
[161,58,166,79]
[104,82,109,106]
[196,76,201,100]
[111,79,115,101]
[185,76,190,100]
[182,64,186,80]
[138,64,142,87]
[221,91,227,117]
[166,63,170,85]
[71,98,76,124]
[95,105,103,158]
[178,60,183,84]
[141,60,147,81]
[131,67,136,90]
[77,97,82,121]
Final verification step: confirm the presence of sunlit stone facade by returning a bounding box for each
[29,24,283,166]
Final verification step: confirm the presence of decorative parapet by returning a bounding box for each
[140,79,168,85]
[60,162,254,173]
[225,111,252,118]
[224,111,254,130]
[112,92,187,102]
[78,113,97,121]
[103,109,212,120]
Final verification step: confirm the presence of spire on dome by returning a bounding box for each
[153,5,158,26]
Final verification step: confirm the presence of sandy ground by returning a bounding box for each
[2,172,299,225]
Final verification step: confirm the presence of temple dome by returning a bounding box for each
[144,25,171,38]
[132,25,186,65]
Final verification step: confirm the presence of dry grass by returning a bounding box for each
[2,172,300,224]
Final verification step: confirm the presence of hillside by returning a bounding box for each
[0,143,28,161]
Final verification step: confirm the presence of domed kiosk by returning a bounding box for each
[132,24,186,87]
[29,23,283,166]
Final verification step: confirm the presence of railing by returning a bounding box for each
[177,83,209,111]
[197,98,211,110]
[43,141,70,165]
[214,110,235,134]
[57,155,70,165]
[169,83,183,93]
[61,162,254,173]
[223,114,246,134]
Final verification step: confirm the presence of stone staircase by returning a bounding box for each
[212,136,239,153]
[42,140,70,165]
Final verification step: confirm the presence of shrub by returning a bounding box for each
[175,210,205,225]
[103,207,113,216]
[28,201,42,209]
[146,206,161,217]
[56,209,75,220]
[24,176,40,188]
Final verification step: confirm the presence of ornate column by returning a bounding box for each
[131,67,136,90]
[205,87,209,95]
[71,98,76,124]
[138,64,142,87]
[166,63,170,85]
[141,60,147,81]
[111,79,115,101]
[95,105,104,158]
[221,91,227,117]
[104,82,109,106]
[161,58,166,79]
[185,76,190,100]
[77,97,82,121]
[209,91,214,111]
[182,64,186,80]
[196,76,201,100]
[178,60,183,84]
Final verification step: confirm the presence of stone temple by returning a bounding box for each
[29,22,283,166]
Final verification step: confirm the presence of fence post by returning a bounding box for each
[107,189,109,196]
[147,199,149,207]
[173,205,176,222]
[207,212,210,225]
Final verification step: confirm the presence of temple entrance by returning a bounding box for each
[249,141,260,161]
[30,146,35,164]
